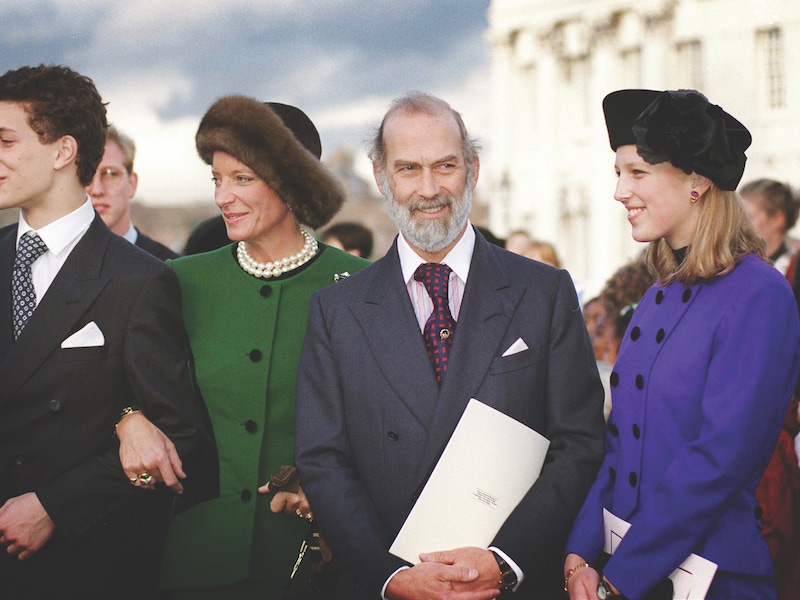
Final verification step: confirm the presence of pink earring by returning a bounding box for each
[690,191,699,203]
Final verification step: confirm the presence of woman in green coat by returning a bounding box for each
[115,96,369,599]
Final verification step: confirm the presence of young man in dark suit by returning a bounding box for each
[87,125,180,261]
[294,92,606,599]
[0,64,211,598]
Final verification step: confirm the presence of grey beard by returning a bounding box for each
[383,180,472,254]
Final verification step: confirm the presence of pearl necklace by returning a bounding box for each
[236,228,318,278]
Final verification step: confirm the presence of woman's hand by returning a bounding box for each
[259,481,312,519]
[564,553,600,600]
[116,411,185,493]
[260,481,335,561]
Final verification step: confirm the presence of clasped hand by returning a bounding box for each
[386,547,503,600]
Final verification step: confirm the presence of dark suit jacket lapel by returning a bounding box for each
[0,225,17,364]
[349,239,441,428]
[0,216,111,403]
[417,231,525,481]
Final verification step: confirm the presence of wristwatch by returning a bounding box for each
[597,580,617,599]
[490,550,518,591]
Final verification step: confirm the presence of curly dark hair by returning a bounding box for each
[599,258,655,339]
[0,64,108,186]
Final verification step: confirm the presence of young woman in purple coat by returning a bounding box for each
[563,89,800,600]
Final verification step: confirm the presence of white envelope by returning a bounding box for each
[390,399,550,563]
[61,321,105,348]
[603,509,717,599]
[502,337,529,357]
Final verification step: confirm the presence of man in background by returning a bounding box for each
[87,125,179,260]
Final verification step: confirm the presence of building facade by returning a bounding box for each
[487,0,800,298]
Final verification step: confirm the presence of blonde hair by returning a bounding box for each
[522,240,562,268]
[106,125,136,172]
[646,186,766,285]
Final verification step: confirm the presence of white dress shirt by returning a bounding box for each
[397,223,474,329]
[383,223,524,597]
[122,221,138,244]
[16,198,95,306]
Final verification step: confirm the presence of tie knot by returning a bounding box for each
[15,232,48,268]
[414,262,452,299]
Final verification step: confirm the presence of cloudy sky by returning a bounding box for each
[2,0,493,205]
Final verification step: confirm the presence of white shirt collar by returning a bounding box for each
[17,197,95,258]
[122,222,138,244]
[397,222,475,285]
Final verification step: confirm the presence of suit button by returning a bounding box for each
[682,288,692,302]
[635,374,644,390]
[240,489,252,502]
[630,326,640,341]
[632,424,640,439]
[656,328,665,343]
[388,431,399,441]
[260,285,272,298]
[48,399,62,411]
[13,456,25,467]
[629,472,638,487]
[610,372,619,387]
[244,420,257,433]
[249,349,262,362]
[656,290,664,304]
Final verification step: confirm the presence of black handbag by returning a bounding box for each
[269,466,339,599]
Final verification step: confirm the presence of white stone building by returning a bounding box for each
[486,0,800,299]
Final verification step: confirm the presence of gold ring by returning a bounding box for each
[295,508,304,519]
[138,472,153,485]
[306,512,314,521]
[129,477,138,485]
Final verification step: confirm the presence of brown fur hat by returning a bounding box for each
[195,95,344,229]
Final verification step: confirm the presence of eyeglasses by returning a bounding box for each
[95,167,127,184]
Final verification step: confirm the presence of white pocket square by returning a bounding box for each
[61,321,105,348]
[502,337,529,357]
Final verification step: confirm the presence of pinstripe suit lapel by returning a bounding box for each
[416,232,524,482]
[350,241,442,429]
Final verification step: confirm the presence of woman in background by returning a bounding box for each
[740,178,800,278]
[740,179,800,599]
[587,259,654,421]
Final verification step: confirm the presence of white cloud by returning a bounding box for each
[99,71,210,205]
[2,0,491,205]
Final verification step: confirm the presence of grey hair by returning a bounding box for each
[367,91,480,184]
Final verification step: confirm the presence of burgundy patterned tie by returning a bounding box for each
[414,262,455,384]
